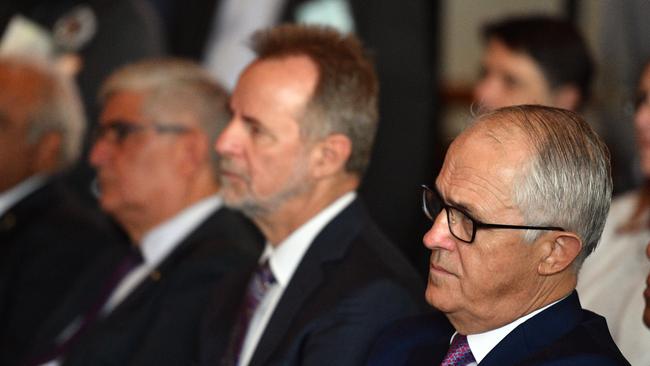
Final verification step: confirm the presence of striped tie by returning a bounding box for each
[223,260,276,366]
[440,333,475,366]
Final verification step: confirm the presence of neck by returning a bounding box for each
[254,175,357,245]
[122,173,219,244]
[449,275,576,335]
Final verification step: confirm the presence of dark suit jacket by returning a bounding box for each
[27,205,263,366]
[200,198,428,366]
[0,177,120,366]
[165,0,440,277]
[366,291,630,366]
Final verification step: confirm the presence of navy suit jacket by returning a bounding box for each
[0,178,120,366]
[27,206,263,366]
[367,291,629,366]
[200,198,428,366]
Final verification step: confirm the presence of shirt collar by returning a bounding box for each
[0,175,47,217]
[464,296,566,363]
[139,195,223,267]
[261,191,356,286]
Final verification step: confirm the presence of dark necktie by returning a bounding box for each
[222,260,276,366]
[24,246,143,366]
[440,333,475,366]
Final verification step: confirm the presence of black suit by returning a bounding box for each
[28,205,263,366]
[164,0,440,276]
[0,177,120,366]
[200,198,427,366]
[367,291,630,366]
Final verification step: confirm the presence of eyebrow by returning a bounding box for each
[434,185,480,220]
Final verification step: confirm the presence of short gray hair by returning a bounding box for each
[0,56,85,170]
[250,24,379,177]
[479,105,612,269]
[99,58,230,165]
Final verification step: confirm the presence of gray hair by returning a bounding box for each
[99,58,230,166]
[0,56,85,170]
[250,24,379,177]
[479,105,612,269]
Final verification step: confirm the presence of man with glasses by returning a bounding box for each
[24,58,262,366]
[368,105,628,365]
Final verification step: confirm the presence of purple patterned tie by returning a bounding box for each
[223,260,276,366]
[440,334,475,366]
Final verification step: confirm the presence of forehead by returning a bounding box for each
[436,123,530,216]
[232,56,318,119]
[100,91,146,124]
[0,64,50,125]
[484,39,548,84]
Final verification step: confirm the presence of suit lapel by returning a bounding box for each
[106,207,229,316]
[249,199,364,365]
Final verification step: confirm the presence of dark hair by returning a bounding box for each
[251,24,379,177]
[483,15,594,106]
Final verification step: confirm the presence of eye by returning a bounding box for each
[503,73,519,90]
[635,91,648,111]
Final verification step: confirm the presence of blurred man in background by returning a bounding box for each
[24,58,262,366]
[0,56,118,365]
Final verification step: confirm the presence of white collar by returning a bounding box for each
[138,195,223,267]
[0,175,47,217]
[463,296,566,363]
[260,191,356,286]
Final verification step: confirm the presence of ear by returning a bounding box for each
[537,232,582,275]
[33,132,63,174]
[552,85,582,111]
[310,133,352,178]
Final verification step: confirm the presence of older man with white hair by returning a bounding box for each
[0,56,119,366]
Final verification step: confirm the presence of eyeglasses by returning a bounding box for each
[421,185,565,243]
[92,120,191,144]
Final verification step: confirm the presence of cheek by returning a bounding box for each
[250,148,305,195]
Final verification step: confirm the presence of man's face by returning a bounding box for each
[473,38,555,111]
[0,67,43,192]
[215,56,318,217]
[423,126,544,332]
[634,65,650,177]
[89,91,188,224]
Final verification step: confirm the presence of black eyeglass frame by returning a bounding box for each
[92,119,191,144]
[421,185,565,243]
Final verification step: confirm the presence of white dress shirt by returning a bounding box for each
[237,191,356,366]
[0,175,46,216]
[457,297,563,365]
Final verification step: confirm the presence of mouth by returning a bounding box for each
[429,261,456,277]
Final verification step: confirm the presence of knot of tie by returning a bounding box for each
[440,333,475,366]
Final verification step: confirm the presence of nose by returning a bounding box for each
[88,138,113,168]
[473,76,501,112]
[423,209,457,251]
[215,117,244,157]
[635,101,650,132]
